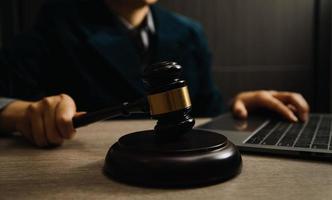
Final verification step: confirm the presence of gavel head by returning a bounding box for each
[143,61,195,139]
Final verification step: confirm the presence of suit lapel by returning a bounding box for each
[151,6,184,63]
[87,31,144,93]
[84,3,145,95]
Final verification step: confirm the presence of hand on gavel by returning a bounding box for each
[0,94,82,147]
[0,93,145,148]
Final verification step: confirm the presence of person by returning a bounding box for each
[0,0,309,147]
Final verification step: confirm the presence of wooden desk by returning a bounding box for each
[1,119,332,200]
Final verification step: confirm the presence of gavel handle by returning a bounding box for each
[73,99,148,128]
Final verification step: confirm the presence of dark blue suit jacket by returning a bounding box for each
[0,0,223,117]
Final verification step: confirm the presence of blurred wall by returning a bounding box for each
[0,9,2,47]
[160,0,316,108]
[315,0,332,112]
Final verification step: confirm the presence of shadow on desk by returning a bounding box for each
[0,134,37,149]
[0,134,87,150]
[1,159,173,199]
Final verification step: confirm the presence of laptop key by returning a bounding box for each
[246,129,270,144]
[294,118,319,148]
[246,121,278,144]
[295,142,311,148]
[313,136,329,144]
[278,124,303,147]
[312,144,328,150]
[262,123,290,145]
[309,117,331,149]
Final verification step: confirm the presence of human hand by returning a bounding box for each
[232,90,310,122]
[0,94,82,147]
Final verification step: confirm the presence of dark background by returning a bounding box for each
[1,0,331,112]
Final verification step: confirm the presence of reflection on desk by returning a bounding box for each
[1,119,332,200]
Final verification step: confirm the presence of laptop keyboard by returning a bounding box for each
[245,116,332,150]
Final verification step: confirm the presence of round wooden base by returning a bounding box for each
[104,129,242,188]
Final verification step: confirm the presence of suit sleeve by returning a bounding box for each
[190,23,224,117]
[0,98,15,111]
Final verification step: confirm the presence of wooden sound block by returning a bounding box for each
[103,129,242,188]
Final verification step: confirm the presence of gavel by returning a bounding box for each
[73,61,195,139]
[74,61,242,188]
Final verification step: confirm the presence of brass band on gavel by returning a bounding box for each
[148,86,192,116]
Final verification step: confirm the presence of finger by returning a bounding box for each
[42,98,64,146]
[257,95,299,122]
[75,112,87,117]
[232,99,248,119]
[287,104,297,113]
[55,94,77,139]
[15,110,34,143]
[20,118,34,143]
[273,93,310,121]
[27,104,48,147]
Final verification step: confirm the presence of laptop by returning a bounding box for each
[197,113,332,159]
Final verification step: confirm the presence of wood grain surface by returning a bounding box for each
[1,119,332,200]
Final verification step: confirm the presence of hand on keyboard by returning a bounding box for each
[232,90,310,123]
